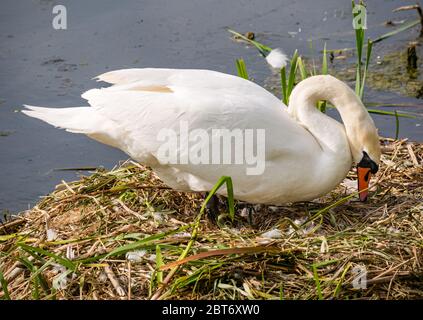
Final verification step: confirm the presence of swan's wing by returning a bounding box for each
[82,85,289,158]
[83,69,297,160]
[94,68,278,100]
[95,68,182,85]
[81,71,318,193]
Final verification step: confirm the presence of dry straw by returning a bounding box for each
[0,138,422,300]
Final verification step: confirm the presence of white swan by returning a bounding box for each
[22,69,381,204]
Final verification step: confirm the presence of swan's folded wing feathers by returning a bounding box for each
[94,68,236,86]
[93,68,281,103]
[81,84,308,165]
[83,68,315,171]
[95,68,177,85]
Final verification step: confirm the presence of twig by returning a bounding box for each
[127,262,132,300]
[0,218,25,235]
[160,246,281,270]
[406,144,419,166]
[393,3,423,36]
[104,265,126,297]
[372,258,414,280]
[3,256,35,283]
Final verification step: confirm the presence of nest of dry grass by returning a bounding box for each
[0,138,422,300]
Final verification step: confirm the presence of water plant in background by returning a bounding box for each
[352,0,373,100]
[235,58,249,80]
[327,4,423,51]
[280,50,298,105]
[228,29,272,58]
[229,0,415,139]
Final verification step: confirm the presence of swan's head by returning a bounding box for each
[347,115,381,201]
[349,123,381,165]
[290,74,382,201]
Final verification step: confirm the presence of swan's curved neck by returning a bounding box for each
[288,75,372,162]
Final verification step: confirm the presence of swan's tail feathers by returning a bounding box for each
[22,105,124,149]
[22,105,97,134]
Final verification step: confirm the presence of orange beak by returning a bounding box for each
[357,166,371,201]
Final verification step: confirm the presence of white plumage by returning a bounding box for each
[23,68,381,205]
[265,48,289,69]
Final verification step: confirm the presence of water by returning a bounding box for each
[0,0,422,214]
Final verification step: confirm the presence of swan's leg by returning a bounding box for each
[247,205,255,225]
[239,202,258,226]
[242,203,255,226]
[205,193,220,224]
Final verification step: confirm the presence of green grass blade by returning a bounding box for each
[32,269,40,299]
[352,0,364,97]
[287,50,299,102]
[225,178,235,221]
[51,269,73,294]
[201,176,235,221]
[327,19,420,53]
[280,67,288,105]
[318,101,327,113]
[297,57,308,80]
[172,263,223,290]
[153,176,236,299]
[314,259,339,269]
[373,19,420,43]
[365,102,423,108]
[360,39,373,98]
[355,29,364,66]
[355,66,361,97]
[18,243,76,271]
[318,43,328,112]
[352,0,364,64]
[17,256,50,296]
[29,258,55,283]
[0,269,10,300]
[104,224,192,260]
[308,39,317,76]
[364,38,373,76]
[0,234,20,242]
[367,109,416,118]
[227,29,272,56]
[333,263,351,298]
[312,264,323,300]
[321,42,328,75]
[395,110,400,140]
[235,58,249,80]
[17,256,35,271]
[325,103,416,118]
[301,192,358,227]
[156,245,164,284]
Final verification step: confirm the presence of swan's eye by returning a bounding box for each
[358,151,378,174]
